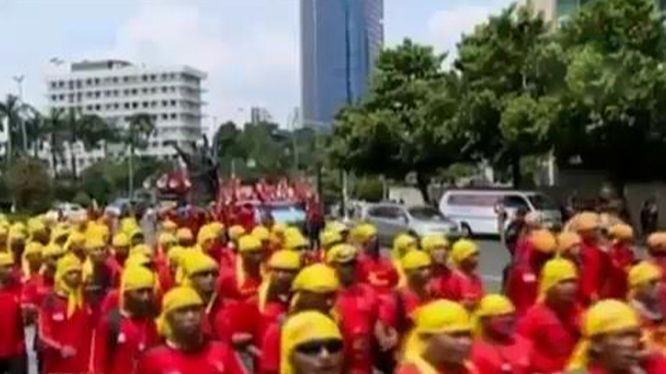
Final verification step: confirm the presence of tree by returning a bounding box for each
[40,108,68,178]
[331,39,463,201]
[124,113,155,197]
[0,94,33,166]
[7,157,53,213]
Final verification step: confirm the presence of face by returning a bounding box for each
[26,252,42,270]
[190,269,219,295]
[292,338,344,374]
[167,305,204,341]
[593,329,642,372]
[637,279,661,303]
[430,247,448,264]
[89,246,108,264]
[549,279,578,305]
[271,268,298,294]
[426,331,473,366]
[43,255,61,271]
[63,269,82,289]
[296,291,336,314]
[124,287,155,317]
[483,313,516,339]
[201,239,214,252]
[10,241,25,256]
[407,265,432,286]
[334,261,356,286]
[131,234,144,247]
[242,251,264,268]
[462,253,479,271]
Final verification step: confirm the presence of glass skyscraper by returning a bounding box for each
[300,0,384,129]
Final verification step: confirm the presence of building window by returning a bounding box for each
[142,102,149,108]
[162,87,168,93]
[124,103,130,109]
[142,74,148,81]
[161,113,168,120]
[132,102,138,109]
[170,113,177,120]
[95,105,101,110]
[170,100,176,106]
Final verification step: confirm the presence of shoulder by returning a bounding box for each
[141,344,172,360]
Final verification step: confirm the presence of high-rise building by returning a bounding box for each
[44,60,206,174]
[525,0,665,23]
[250,106,272,124]
[300,0,384,129]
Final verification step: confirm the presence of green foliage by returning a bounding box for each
[8,157,53,213]
[72,191,92,208]
[81,157,169,202]
[353,177,384,202]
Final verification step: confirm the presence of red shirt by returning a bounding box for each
[506,262,539,317]
[446,270,484,306]
[106,255,127,287]
[357,253,399,294]
[38,294,94,374]
[602,242,634,299]
[258,322,281,374]
[137,340,245,374]
[213,298,260,343]
[217,266,262,303]
[336,283,379,374]
[257,301,287,344]
[471,335,532,374]
[517,303,581,373]
[0,286,25,358]
[379,287,432,334]
[579,240,610,305]
[397,362,477,374]
[92,311,160,374]
[430,266,455,300]
[21,273,53,309]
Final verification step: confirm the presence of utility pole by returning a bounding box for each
[12,75,27,153]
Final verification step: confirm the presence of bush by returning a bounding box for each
[353,177,384,202]
[8,157,53,213]
[72,191,92,208]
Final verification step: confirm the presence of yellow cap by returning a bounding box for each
[538,258,578,299]
[401,250,432,271]
[121,265,155,294]
[84,237,106,252]
[161,220,178,232]
[420,234,449,253]
[474,294,515,318]
[271,223,287,235]
[325,221,348,234]
[251,226,270,242]
[130,244,152,257]
[24,241,43,256]
[0,252,13,266]
[320,230,343,249]
[209,222,224,235]
[180,251,218,281]
[574,211,600,232]
[392,234,418,259]
[238,234,262,252]
[228,225,246,241]
[196,225,215,246]
[628,261,662,290]
[530,229,557,253]
[268,250,302,270]
[609,224,634,241]
[158,232,177,246]
[413,299,472,334]
[176,227,193,242]
[157,287,204,337]
[28,218,46,235]
[292,264,339,293]
[285,232,309,251]
[280,311,342,374]
[167,246,187,267]
[647,232,666,252]
[54,254,84,317]
[65,231,86,250]
[450,239,479,267]
[350,223,377,244]
[125,252,152,268]
[112,233,130,247]
[120,217,139,235]
[557,231,582,254]
[326,244,358,264]
[42,243,65,258]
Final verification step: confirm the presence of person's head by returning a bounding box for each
[125,252,154,272]
[572,300,642,372]
[177,228,194,247]
[647,232,666,259]
[121,265,156,317]
[252,226,271,251]
[575,212,601,243]
[291,264,339,314]
[285,230,310,252]
[281,311,344,374]
[181,252,219,297]
[228,225,246,247]
[23,241,43,273]
[319,230,343,252]
[557,231,582,264]
[515,207,529,219]
[238,234,265,270]
[450,239,480,273]
[196,226,217,253]
[0,252,14,284]
[56,254,83,290]
[167,246,186,277]
[52,227,69,247]
[161,220,178,234]
[410,300,473,369]
[402,250,432,288]
[42,243,65,273]
[350,224,377,254]
[268,250,302,295]
[129,229,145,247]
[421,234,449,265]
[326,244,358,287]
[112,233,130,259]
[474,294,516,341]
[29,220,50,245]
[539,258,578,306]
[392,233,418,260]
[524,212,542,230]
[529,229,557,265]
[66,231,86,258]
[158,232,177,254]
[9,232,26,260]
[628,261,662,304]
[158,287,205,344]
[85,237,108,265]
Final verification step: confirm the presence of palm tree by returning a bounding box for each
[41,108,67,177]
[0,94,32,167]
[125,113,155,197]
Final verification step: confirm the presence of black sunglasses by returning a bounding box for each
[295,338,343,355]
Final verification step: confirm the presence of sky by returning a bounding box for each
[0,0,514,133]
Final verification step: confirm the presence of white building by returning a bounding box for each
[44,60,206,174]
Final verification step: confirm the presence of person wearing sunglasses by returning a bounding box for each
[138,286,244,374]
[397,299,476,374]
[281,311,344,374]
[327,243,379,374]
[260,263,340,374]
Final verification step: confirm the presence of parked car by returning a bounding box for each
[361,203,462,246]
[47,202,86,220]
[439,189,562,236]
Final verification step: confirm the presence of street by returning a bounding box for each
[477,238,509,292]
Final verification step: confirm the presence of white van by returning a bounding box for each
[439,189,562,236]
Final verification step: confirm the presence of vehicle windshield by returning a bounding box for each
[528,194,559,210]
[263,204,306,224]
[408,206,446,221]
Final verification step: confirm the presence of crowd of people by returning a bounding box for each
[0,208,666,373]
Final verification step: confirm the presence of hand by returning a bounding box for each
[60,345,77,358]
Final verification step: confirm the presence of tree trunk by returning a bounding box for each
[416,171,431,204]
[70,142,77,179]
[511,155,522,188]
[50,134,58,179]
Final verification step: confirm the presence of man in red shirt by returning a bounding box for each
[575,212,610,305]
[603,223,636,299]
[447,239,485,310]
[471,294,532,374]
[396,300,476,374]
[92,265,160,374]
[107,233,131,287]
[327,244,379,374]
[0,252,26,374]
[138,286,244,373]
[179,251,223,335]
[517,258,581,374]
[353,224,399,294]
[38,254,94,374]
[420,234,451,288]
[218,234,263,303]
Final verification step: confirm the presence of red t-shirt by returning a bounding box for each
[471,335,532,374]
[137,340,245,374]
[379,287,431,334]
[517,303,581,373]
[259,322,281,374]
[505,262,539,317]
[602,243,634,299]
[91,311,160,374]
[38,294,94,374]
[396,362,478,373]
[356,254,399,294]
[336,283,379,374]
[446,270,484,306]
[217,266,261,303]
[578,240,610,305]
[213,298,260,344]
[21,273,54,309]
[0,286,25,358]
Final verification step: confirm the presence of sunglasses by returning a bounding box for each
[295,338,343,355]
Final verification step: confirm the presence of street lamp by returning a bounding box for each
[12,75,28,153]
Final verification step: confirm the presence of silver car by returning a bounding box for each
[362,203,462,246]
